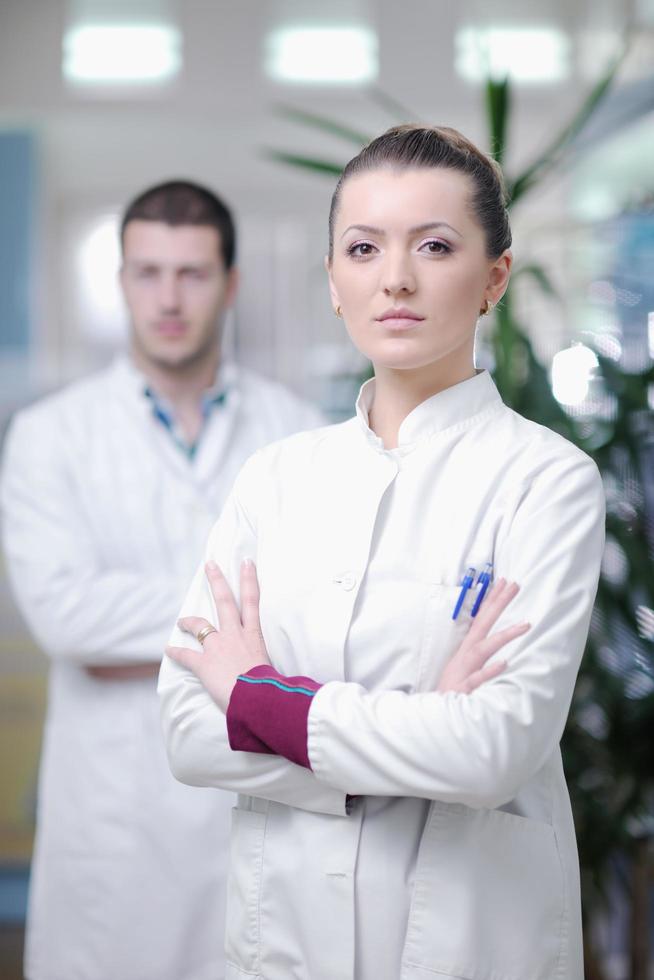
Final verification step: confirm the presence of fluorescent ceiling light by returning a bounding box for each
[63,24,181,84]
[456,27,570,84]
[266,26,377,84]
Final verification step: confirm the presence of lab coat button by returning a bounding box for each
[340,573,356,591]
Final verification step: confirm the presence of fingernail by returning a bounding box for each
[242,557,254,568]
[520,621,531,630]
[206,560,218,572]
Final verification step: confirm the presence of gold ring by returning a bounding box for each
[196,624,217,645]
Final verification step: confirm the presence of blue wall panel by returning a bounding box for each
[0,132,36,351]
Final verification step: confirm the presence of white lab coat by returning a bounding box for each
[160,370,605,980]
[0,355,323,980]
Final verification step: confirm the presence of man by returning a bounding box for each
[0,180,324,980]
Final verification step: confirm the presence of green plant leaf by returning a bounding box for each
[512,262,562,301]
[367,86,419,124]
[261,149,346,177]
[485,76,510,166]
[507,41,628,204]
[273,103,370,146]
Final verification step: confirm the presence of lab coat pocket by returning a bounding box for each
[402,802,565,980]
[225,807,267,975]
[415,584,471,692]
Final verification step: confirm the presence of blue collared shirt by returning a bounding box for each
[144,383,228,460]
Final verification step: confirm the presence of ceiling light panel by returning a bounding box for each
[63,23,182,84]
[456,27,571,84]
[266,26,377,84]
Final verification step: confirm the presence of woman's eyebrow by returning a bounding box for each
[341,221,463,240]
[340,224,383,239]
[410,221,463,239]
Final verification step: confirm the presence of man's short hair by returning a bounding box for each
[120,180,236,269]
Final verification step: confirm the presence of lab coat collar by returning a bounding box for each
[111,354,239,406]
[110,354,243,481]
[355,369,503,449]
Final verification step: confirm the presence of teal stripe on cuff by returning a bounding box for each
[236,675,317,697]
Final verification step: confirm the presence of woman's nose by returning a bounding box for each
[381,253,416,296]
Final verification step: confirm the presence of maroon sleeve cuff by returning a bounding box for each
[226,664,322,770]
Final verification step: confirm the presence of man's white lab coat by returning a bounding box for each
[160,371,605,980]
[0,355,323,980]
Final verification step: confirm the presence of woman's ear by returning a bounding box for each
[325,255,341,314]
[487,250,513,306]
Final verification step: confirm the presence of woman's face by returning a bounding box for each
[327,166,511,377]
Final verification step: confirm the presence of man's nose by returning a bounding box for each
[157,273,182,311]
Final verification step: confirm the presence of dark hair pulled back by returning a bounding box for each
[328,124,511,260]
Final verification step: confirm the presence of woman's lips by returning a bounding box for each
[381,318,421,328]
[376,313,424,331]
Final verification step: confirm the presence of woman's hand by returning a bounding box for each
[437,579,529,694]
[165,559,271,712]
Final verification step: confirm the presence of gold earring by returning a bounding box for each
[480,299,494,317]
[335,305,342,318]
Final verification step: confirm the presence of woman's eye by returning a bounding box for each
[420,240,451,255]
[346,241,376,258]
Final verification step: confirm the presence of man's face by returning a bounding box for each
[120,220,237,371]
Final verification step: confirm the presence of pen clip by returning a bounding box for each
[470,563,493,618]
[452,566,476,621]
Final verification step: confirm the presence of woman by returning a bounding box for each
[159,125,605,980]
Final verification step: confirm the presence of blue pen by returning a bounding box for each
[471,562,493,617]
[452,566,476,620]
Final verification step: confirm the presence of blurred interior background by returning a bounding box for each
[0,1,652,977]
